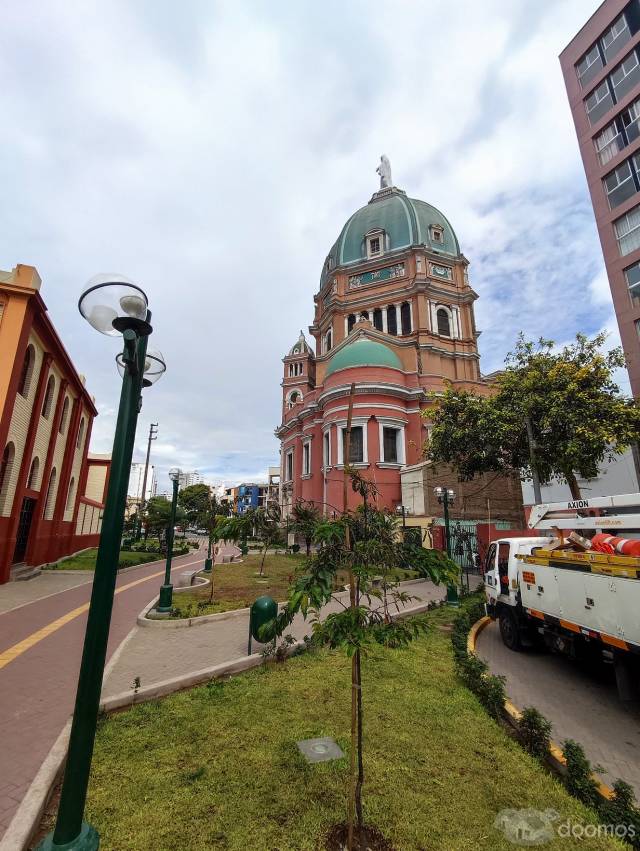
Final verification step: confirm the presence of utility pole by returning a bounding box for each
[524,415,543,505]
[136,422,158,539]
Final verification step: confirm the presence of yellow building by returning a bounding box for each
[0,264,108,582]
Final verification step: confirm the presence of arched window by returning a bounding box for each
[76,417,85,450]
[387,305,398,335]
[400,302,412,335]
[41,375,55,419]
[287,390,302,410]
[437,308,451,337]
[27,457,40,490]
[347,314,356,334]
[44,468,57,519]
[324,328,333,353]
[18,345,35,398]
[0,443,15,512]
[66,476,76,511]
[59,397,69,434]
[373,308,383,331]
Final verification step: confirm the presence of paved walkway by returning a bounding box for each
[103,578,446,697]
[0,573,92,615]
[0,546,206,840]
[477,621,640,797]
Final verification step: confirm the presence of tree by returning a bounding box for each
[143,496,186,537]
[427,332,640,499]
[261,472,458,849]
[291,499,321,556]
[178,483,213,528]
[206,513,251,603]
[248,502,284,576]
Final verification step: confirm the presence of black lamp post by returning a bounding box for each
[38,274,165,851]
[434,486,459,607]
[157,467,181,613]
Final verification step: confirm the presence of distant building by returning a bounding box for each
[560,0,640,397]
[0,264,109,582]
[127,462,156,501]
[178,470,203,489]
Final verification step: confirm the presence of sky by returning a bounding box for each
[0,0,624,492]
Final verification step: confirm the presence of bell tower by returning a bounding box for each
[281,331,315,419]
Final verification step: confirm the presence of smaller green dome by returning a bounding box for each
[325,338,402,376]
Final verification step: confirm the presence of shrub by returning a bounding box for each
[563,739,600,809]
[476,671,506,719]
[600,780,640,848]
[519,706,552,761]
[290,543,300,553]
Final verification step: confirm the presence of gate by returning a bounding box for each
[447,520,481,587]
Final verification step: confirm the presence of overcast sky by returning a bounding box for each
[1,0,621,492]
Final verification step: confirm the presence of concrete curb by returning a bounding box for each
[468,615,614,802]
[111,597,436,710]
[41,550,198,577]
[136,577,432,630]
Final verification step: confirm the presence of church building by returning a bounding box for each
[276,161,523,526]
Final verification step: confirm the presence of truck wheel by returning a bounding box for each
[499,609,521,651]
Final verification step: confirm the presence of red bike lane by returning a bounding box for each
[0,548,205,840]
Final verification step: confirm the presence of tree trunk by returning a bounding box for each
[355,649,364,848]
[564,471,582,500]
[305,537,311,557]
[208,552,215,603]
[343,383,357,851]
[260,545,267,576]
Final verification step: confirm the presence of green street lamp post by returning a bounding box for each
[157,468,181,612]
[38,275,165,851]
[204,533,213,573]
[434,486,459,607]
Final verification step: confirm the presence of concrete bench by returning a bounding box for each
[177,569,200,588]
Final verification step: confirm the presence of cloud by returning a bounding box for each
[2,0,625,490]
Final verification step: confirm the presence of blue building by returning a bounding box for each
[236,483,261,514]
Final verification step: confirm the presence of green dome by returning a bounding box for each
[322,187,459,283]
[325,338,403,376]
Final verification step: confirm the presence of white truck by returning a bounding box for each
[483,494,640,704]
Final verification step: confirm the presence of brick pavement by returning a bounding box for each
[0,546,205,840]
[477,620,640,797]
[103,578,447,696]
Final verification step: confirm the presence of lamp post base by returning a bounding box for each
[446,584,459,607]
[37,822,99,850]
[157,583,173,613]
[203,557,212,573]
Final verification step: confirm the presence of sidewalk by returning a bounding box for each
[0,574,92,615]
[103,579,446,698]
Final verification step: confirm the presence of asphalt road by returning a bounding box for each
[477,619,640,797]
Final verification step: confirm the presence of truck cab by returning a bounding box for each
[484,537,551,647]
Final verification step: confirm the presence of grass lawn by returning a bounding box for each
[169,552,307,617]
[61,604,622,850]
[170,553,417,619]
[42,549,161,571]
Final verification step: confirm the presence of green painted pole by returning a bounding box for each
[41,329,147,850]
[157,478,178,612]
[444,491,459,607]
[203,531,213,573]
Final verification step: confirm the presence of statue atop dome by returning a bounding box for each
[376,155,392,189]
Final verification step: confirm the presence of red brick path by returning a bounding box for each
[0,548,204,839]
